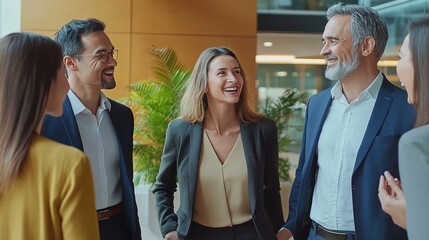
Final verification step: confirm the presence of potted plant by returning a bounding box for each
[121,47,191,185]
[121,47,191,238]
[261,88,307,181]
[260,88,307,218]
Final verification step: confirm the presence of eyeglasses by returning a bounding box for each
[74,49,118,63]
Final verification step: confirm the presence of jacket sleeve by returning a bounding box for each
[399,128,429,240]
[152,121,179,237]
[262,119,285,231]
[61,153,100,240]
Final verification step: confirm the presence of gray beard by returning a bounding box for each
[325,54,359,81]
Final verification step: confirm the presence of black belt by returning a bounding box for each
[316,224,356,240]
[97,203,123,221]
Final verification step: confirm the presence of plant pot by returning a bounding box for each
[135,183,181,239]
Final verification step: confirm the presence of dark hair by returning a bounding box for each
[409,17,429,127]
[327,3,388,61]
[54,18,105,56]
[179,47,262,123]
[0,32,63,194]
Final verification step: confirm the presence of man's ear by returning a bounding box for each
[63,56,78,71]
[361,36,376,57]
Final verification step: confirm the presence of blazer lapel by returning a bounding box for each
[354,78,394,171]
[240,123,257,213]
[188,123,203,204]
[62,97,84,151]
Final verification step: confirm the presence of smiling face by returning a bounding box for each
[73,31,117,89]
[397,34,415,104]
[321,15,359,81]
[206,55,243,108]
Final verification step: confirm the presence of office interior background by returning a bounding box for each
[0,0,427,152]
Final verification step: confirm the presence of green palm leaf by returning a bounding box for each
[120,47,191,185]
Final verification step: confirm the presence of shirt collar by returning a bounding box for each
[99,91,111,111]
[330,70,383,101]
[67,90,111,116]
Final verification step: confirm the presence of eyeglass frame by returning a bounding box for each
[73,49,118,63]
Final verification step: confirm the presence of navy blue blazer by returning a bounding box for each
[284,77,415,240]
[153,118,284,240]
[41,96,141,240]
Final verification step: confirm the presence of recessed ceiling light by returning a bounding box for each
[276,71,288,77]
[263,41,273,47]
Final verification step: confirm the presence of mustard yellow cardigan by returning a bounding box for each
[0,134,99,240]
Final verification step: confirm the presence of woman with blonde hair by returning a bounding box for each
[153,47,284,240]
[0,32,99,239]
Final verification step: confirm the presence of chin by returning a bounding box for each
[102,79,116,89]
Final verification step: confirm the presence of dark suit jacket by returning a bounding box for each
[41,96,142,240]
[152,118,284,240]
[284,77,415,240]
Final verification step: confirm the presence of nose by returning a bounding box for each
[227,72,238,83]
[107,56,117,67]
[320,43,330,56]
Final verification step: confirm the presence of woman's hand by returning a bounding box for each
[378,170,407,229]
[165,230,179,240]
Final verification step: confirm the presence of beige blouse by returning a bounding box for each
[193,132,252,227]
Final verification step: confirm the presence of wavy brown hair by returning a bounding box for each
[0,32,63,194]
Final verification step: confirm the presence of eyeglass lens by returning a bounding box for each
[100,50,118,63]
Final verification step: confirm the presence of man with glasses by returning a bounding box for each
[42,18,141,240]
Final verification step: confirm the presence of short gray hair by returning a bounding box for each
[327,3,388,60]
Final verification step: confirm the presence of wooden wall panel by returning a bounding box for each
[20,0,257,101]
[21,0,131,32]
[132,0,256,36]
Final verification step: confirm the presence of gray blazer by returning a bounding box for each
[152,118,284,239]
[399,124,429,240]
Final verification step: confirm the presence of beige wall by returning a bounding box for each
[21,0,257,101]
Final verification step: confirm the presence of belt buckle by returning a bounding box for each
[98,209,110,221]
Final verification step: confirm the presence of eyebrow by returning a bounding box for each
[216,66,240,71]
[95,47,115,54]
[322,36,341,42]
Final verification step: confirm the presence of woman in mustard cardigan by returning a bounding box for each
[0,32,99,240]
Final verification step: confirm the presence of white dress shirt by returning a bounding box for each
[310,72,383,231]
[68,90,122,210]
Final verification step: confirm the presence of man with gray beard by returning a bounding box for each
[277,3,415,240]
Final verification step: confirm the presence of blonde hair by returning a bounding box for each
[179,47,262,123]
[0,32,63,194]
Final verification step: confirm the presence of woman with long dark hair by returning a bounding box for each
[0,32,99,239]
